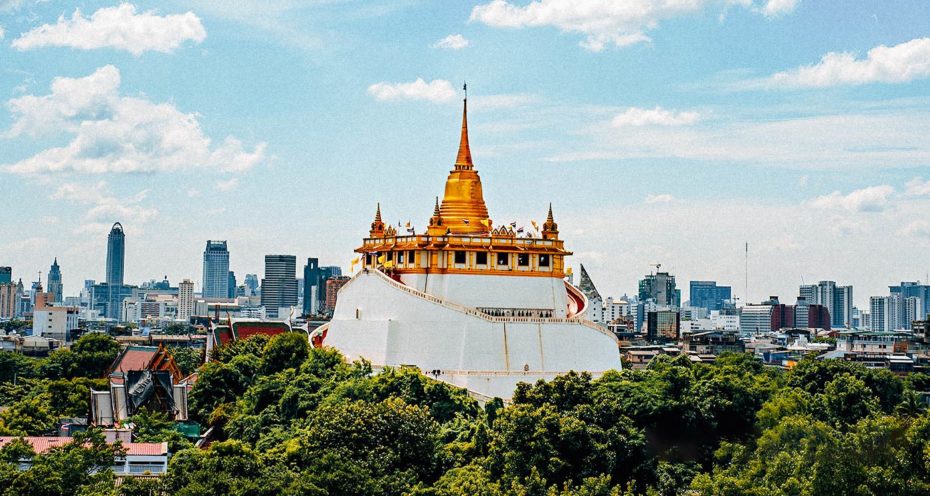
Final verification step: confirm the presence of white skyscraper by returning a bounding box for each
[178,279,194,322]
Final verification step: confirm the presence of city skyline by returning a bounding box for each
[2,1,930,305]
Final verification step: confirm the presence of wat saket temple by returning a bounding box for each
[318,95,621,400]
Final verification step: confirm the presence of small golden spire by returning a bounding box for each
[454,94,473,170]
[542,203,559,240]
[370,203,385,237]
[433,197,441,217]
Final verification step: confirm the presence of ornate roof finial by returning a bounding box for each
[433,196,441,217]
[454,85,473,171]
[370,203,385,237]
[542,203,559,240]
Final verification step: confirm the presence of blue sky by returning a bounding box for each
[2,0,930,306]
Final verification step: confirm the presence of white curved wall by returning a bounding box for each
[327,271,621,400]
[400,273,569,317]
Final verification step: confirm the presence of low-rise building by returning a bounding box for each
[0,436,169,476]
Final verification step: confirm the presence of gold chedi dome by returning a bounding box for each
[438,97,492,235]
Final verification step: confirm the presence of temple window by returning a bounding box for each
[454,251,467,264]
[497,253,509,266]
[517,254,529,266]
[476,252,488,265]
[408,251,415,264]
[397,252,405,264]
[387,252,393,261]
[539,254,550,267]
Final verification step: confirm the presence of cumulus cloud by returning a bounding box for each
[645,194,677,204]
[470,0,792,51]
[612,106,699,127]
[3,65,266,175]
[810,185,895,213]
[761,0,798,18]
[432,34,470,50]
[216,177,240,192]
[905,177,930,197]
[367,78,456,103]
[758,38,930,88]
[12,3,205,55]
[51,181,159,224]
[900,220,930,238]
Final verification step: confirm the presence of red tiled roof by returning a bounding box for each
[124,442,168,456]
[0,437,168,456]
[112,347,158,375]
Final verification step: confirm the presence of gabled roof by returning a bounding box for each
[578,264,602,302]
[0,437,167,456]
[108,345,183,383]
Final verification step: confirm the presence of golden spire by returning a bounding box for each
[428,196,445,236]
[438,87,491,235]
[542,203,559,240]
[370,203,385,237]
[455,94,473,170]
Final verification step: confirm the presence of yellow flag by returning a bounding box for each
[531,220,538,230]
[480,219,490,227]
[384,260,394,268]
[565,267,573,276]
[377,254,386,264]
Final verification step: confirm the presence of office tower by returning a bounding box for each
[202,241,230,299]
[689,281,732,312]
[244,274,259,296]
[0,282,15,318]
[106,222,125,319]
[834,285,853,329]
[303,258,321,315]
[261,255,298,318]
[178,279,194,322]
[799,284,817,305]
[870,296,890,332]
[905,296,922,330]
[0,267,11,284]
[47,258,62,304]
[639,271,680,308]
[228,271,237,299]
[890,282,930,318]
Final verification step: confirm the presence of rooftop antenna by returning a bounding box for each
[651,263,661,274]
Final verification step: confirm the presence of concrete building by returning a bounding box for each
[740,302,775,334]
[324,276,350,312]
[639,271,680,308]
[106,223,126,319]
[178,279,194,322]
[202,241,230,300]
[689,280,731,312]
[261,255,298,319]
[801,281,853,329]
[47,258,62,304]
[0,282,16,319]
[647,310,680,341]
[0,267,11,285]
[31,291,79,341]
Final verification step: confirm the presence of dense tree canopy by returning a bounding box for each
[4,332,930,495]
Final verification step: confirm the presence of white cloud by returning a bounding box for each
[367,78,456,103]
[470,0,790,52]
[760,38,930,88]
[612,106,699,127]
[51,181,159,224]
[12,3,206,55]
[645,194,677,204]
[216,177,240,192]
[905,177,930,197]
[900,220,930,238]
[3,65,266,175]
[432,34,470,50]
[810,185,895,213]
[761,0,798,18]
[0,25,5,40]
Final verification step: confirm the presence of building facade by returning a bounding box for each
[261,255,298,319]
[47,258,62,304]
[689,280,731,312]
[202,241,230,299]
[178,279,194,322]
[106,223,125,319]
[639,272,680,308]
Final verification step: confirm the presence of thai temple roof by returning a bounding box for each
[578,264,602,302]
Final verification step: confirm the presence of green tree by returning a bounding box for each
[261,332,309,374]
[169,346,203,376]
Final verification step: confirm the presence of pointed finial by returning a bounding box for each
[542,203,559,239]
[546,203,554,223]
[433,196,441,216]
[374,203,382,222]
[454,87,473,170]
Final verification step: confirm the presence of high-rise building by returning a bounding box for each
[202,241,230,299]
[646,310,680,341]
[47,258,62,304]
[870,296,890,332]
[302,258,321,315]
[0,282,15,318]
[244,274,259,296]
[890,282,930,319]
[261,255,298,318]
[905,296,922,330]
[106,222,126,319]
[689,281,731,312]
[0,267,11,284]
[639,271,680,308]
[228,271,237,299]
[178,279,194,322]
[800,281,853,329]
[325,275,351,312]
